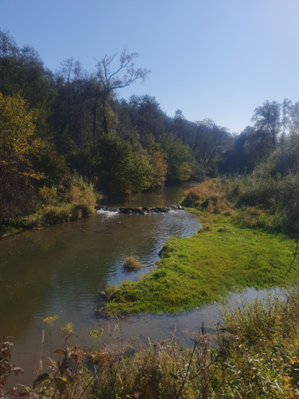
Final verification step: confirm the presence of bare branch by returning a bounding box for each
[96,48,150,96]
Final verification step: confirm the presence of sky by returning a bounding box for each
[1,0,299,133]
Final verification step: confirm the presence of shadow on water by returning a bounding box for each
[0,183,278,386]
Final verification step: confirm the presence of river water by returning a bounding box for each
[0,184,270,386]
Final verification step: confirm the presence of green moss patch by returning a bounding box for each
[105,216,299,315]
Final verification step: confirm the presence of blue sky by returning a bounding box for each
[1,0,299,133]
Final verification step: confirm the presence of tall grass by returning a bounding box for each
[4,288,299,398]
[183,168,299,233]
[1,174,100,234]
[34,175,98,225]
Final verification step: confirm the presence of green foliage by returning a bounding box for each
[251,100,281,147]
[0,93,45,218]
[0,29,54,111]
[223,139,299,232]
[96,134,152,194]
[39,174,97,224]
[146,149,168,187]
[160,134,194,182]
[32,140,70,187]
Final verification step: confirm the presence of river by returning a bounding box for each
[0,184,270,386]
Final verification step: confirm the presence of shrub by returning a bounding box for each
[39,186,59,205]
[182,178,230,215]
[37,174,97,225]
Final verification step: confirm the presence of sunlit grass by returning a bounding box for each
[104,213,299,315]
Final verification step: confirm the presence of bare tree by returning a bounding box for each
[93,49,150,143]
[251,101,281,147]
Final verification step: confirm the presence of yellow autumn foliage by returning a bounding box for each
[0,93,44,180]
[0,93,45,217]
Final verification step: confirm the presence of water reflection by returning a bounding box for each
[0,184,200,385]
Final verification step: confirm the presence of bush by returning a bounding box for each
[182,178,229,215]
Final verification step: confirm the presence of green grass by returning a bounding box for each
[104,215,299,315]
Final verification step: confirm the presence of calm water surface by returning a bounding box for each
[0,184,271,385]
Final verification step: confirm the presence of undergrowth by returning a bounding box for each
[3,288,299,398]
[0,175,100,235]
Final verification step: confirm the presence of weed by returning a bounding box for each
[44,315,58,356]
[89,328,104,350]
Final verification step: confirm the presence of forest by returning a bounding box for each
[1,28,299,232]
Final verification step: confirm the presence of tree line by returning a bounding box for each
[1,29,298,220]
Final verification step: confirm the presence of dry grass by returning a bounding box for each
[122,256,143,272]
[37,176,97,225]
[183,178,231,215]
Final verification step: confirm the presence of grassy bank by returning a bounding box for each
[0,175,100,237]
[93,287,299,398]
[103,179,299,315]
[4,287,299,398]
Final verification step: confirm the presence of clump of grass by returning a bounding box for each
[122,255,143,272]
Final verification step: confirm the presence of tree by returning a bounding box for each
[281,98,292,145]
[243,126,272,165]
[0,29,54,118]
[160,134,194,182]
[94,49,150,139]
[0,94,45,218]
[195,119,232,169]
[290,101,299,138]
[96,134,152,194]
[251,101,281,147]
[129,95,166,146]
[147,150,168,187]
[51,58,95,157]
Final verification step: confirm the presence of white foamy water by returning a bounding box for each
[97,209,119,217]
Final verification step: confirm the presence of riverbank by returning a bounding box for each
[103,178,299,315]
[4,286,299,398]
[0,176,99,237]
